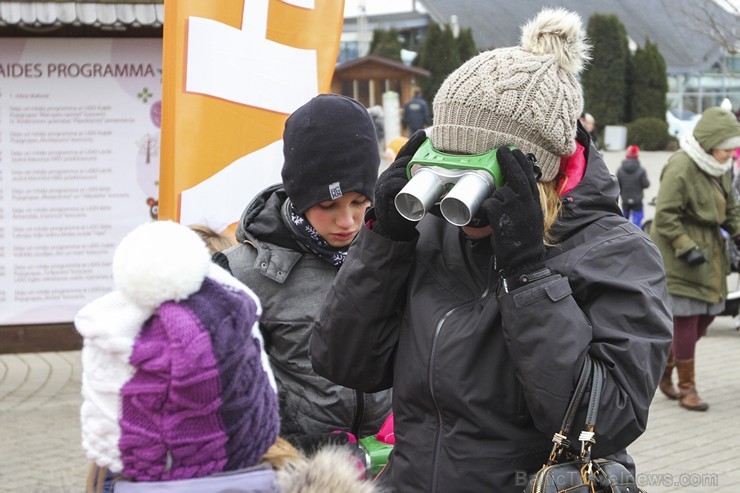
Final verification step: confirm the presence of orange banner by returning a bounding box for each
[160,0,345,230]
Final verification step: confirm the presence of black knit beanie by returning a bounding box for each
[282,94,380,214]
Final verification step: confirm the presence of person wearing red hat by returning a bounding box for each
[617,145,650,227]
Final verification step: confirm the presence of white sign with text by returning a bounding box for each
[0,38,162,325]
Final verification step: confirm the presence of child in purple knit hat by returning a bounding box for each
[76,220,379,493]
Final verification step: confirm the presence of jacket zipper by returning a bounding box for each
[351,390,365,438]
[428,256,495,492]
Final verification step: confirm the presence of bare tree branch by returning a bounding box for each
[662,0,739,54]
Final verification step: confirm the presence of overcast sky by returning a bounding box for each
[343,0,418,17]
[343,0,739,17]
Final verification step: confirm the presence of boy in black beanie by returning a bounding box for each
[222,94,391,457]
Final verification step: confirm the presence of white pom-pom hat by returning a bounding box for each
[112,220,211,309]
[74,221,280,482]
[432,7,592,181]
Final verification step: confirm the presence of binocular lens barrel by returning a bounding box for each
[439,172,492,226]
[395,168,445,222]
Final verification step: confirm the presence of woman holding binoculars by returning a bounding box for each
[310,8,672,493]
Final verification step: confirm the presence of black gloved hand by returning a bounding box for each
[372,130,427,241]
[681,248,708,267]
[481,147,546,279]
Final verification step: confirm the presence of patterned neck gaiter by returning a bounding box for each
[282,199,348,266]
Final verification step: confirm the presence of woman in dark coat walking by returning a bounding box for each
[651,106,740,411]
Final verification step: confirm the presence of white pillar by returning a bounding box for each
[383,91,401,142]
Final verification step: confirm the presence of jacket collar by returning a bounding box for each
[550,128,623,241]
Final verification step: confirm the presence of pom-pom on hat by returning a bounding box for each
[626,145,640,160]
[75,221,279,482]
[431,8,591,182]
[281,94,380,215]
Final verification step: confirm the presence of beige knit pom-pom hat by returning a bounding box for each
[431,8,591,182]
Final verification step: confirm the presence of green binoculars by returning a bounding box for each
[358,435,394,477]
[395,138,509,226]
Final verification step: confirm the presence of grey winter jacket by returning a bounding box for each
[617,158,650,206]
[310,131,672,492]
[224,185,392,442]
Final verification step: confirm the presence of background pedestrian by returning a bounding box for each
[651,106,740,411]
[401,88,431,136]
[617,144,650,227]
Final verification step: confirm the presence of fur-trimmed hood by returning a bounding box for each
[277,447,381,493]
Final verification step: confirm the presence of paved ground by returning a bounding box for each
[2,149,740,492]
[600,148,673,227]
[2,319,739,493]
[0,351,85,493]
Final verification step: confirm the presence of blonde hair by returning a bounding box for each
[260,437,300,469]
[189,224,238,255]
[538,180,563,246]
[85,438,300,492]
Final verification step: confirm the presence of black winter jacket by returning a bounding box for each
[309,133,672,492]
[617,158,650,206]
[402,96,432,133]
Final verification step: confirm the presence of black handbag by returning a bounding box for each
[524,356,644,493]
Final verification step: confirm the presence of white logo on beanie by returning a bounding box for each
[329,181,343,200]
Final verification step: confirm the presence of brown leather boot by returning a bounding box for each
[676,359,709,411]
[658,350,679,400]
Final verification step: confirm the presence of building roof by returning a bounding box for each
[334,54,430,78]
[0,1,163,34]
[418,0,739,74]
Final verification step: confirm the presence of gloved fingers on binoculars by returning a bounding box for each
[375,170,408,201]
[483,190,511,227]
[489,187,517,212]
[496,147,538,195]
[386,154,412,172]
[397,129,427,160]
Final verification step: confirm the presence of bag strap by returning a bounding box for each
[546,355,592,465]
[546,356,606,466]
[579,358,604,462]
